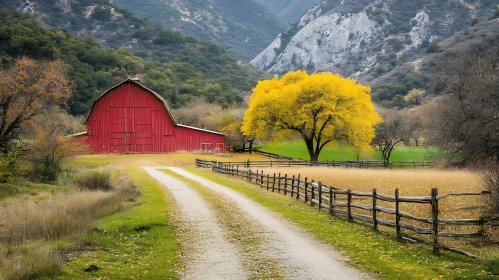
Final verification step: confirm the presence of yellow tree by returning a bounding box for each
[242,70,381,161]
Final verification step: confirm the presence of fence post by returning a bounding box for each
[296,174,301,199]
[266,174,269,190]
[272,173,275,192]
[431,188,439,255]
[283,174,288,195]
[373,189,378,231]
[329,187,333,215]
[395,188,401,242]
[318,182,323,211]
[261,172,264,188]
[236,165,239,177]
[278,173,281,193]
[347,189,352,222]
[304,177,308,203]
[291,175,296,197]
[248,169,252,183]
[311,180,315,206]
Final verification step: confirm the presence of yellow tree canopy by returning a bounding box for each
[241,70,381,161]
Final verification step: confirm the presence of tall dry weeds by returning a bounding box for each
[0,172,139,278]
[0,243,62,280]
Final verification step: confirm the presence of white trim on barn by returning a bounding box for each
[177,124,226,136]
[66,131,88,137]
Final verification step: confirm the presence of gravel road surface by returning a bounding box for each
[145,166,370,280]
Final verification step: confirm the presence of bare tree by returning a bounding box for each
[400,108,424,146]
[27,107,86,182]
[478,160,499,217]
[429,37,499,164]
[173,97,227,130]
[373,108,409,166]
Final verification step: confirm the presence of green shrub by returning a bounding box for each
[489,8,499,20]
[426,43,442,53]
[72,171,112,191]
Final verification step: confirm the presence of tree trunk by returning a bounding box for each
[310,153,319,162]
[248,140,254,154]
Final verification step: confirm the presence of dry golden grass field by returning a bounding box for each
[256,167,490,244]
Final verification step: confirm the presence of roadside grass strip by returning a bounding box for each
[161,169,285,280]
[187,167,499,280]
[57,167,180,279]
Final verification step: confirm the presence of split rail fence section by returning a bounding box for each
[205,159,431,169]
[196,159,491,258]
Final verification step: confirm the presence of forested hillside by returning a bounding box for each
[0,0,282,62]
[370,18,499,107]
[0,9,268,115]
[15,0,287,62]
[254,0,321,24]
[110,0,285,61]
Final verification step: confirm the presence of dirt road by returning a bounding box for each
[144,167,370,280]
[143,167,248,280]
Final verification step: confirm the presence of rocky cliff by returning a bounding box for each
[252,0,497,78]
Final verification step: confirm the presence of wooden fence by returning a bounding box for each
[197,159,431,169]
[196,159,492,258]
[239,148,294,160]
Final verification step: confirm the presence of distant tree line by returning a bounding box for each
[0,9,268,116]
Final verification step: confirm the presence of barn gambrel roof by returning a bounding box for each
[84,79,225,136]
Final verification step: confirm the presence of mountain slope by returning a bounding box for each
[252,0,497,78]
[254,0,321,24]
[370,18,499,107]
[0,0,268,86]
[0,8,268,115]
[110,0,286,61]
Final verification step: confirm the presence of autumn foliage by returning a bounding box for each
[242,71,381,161]
[0,57,74,153]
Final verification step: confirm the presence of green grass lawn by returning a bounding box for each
[260,141,440,161]
[56,167,180,279]
[186,167,499,280]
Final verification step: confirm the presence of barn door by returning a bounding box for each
[109,107,125,153]
[109,107,136,153]
[125,107,135,153]
[134,107,153,153]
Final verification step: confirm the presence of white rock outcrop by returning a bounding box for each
[252,12,380,74]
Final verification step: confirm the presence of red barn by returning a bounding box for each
[82,79,225,154]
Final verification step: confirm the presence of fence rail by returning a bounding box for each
[239,148,294,160]
[198,159,431,169]
[196,159,492,258]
